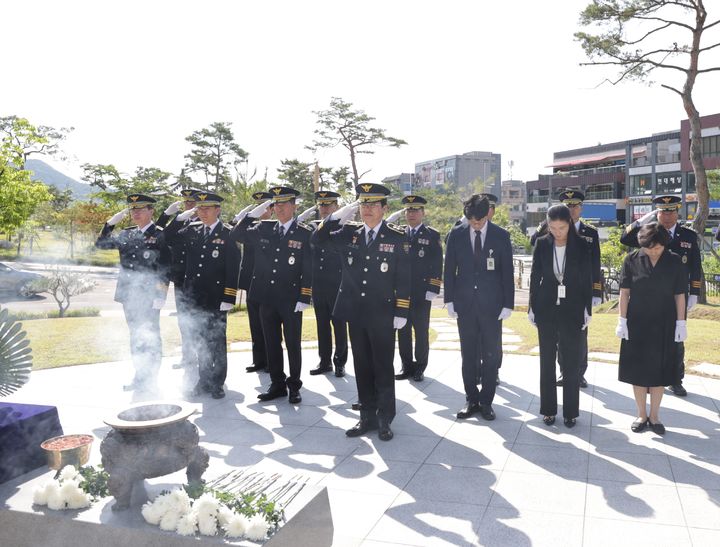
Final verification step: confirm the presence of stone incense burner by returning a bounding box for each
[100,401,209,510]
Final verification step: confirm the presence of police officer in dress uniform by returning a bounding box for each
[237,191,273,374]
[156,189,200,370]
[95,194,170,392]
[620,194,703,396]
[312,183,411,441]
[231,186,313,404]
[304,191,349,378]
[393,195,443,382]
[444,194,515,421]
[163,192,241,399]
[556,190,602,389]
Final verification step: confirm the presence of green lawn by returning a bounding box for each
[1,230,119,266]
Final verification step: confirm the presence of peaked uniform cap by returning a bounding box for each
[355,183,391,202]
[653,194,681,211]
[126,194,156,208]
[401,195,427,209]
[194,192,224,207]
[268,186,300,203]
[252,191,273,202]
[558,189,585,205]
[314,190,341,204]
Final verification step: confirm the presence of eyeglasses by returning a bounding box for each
[359,202,382,209]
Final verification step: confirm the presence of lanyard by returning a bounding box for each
[553,241,566,285]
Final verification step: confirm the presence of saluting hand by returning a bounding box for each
[385,209,404,224]
[164,201,182,215]
[176,207,197,221]
[107,208,129,226]
[248,199,272,219]
[296,205,317,223]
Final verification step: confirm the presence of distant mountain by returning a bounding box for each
[25,159,93,200]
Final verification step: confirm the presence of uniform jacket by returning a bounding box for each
[621,221,703,295]
[237,243,256,292]
[577,221,602,298]
[529,233,593,327]
[309,219,344,301]
[396,223,443,303]
[232,217,313,306]
[443,221,514,317]
[311,219,411,328]
[164,220,242,309]
[156,211,194,286]
[95,223,170,303]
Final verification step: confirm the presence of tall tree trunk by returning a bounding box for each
[349,146,359,186]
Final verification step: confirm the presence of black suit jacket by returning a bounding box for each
[398,223,443,303]
[529,234,592,327]
[309,219,344,301]
[443,221,514,317]
[312,219,411,329]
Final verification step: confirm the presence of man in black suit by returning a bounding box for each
[444,194,514,421]
[556,189,602,389]
[236,191,273,374]
[312,183,411,441]
[620,194,703,396]
[232,186,313,404]
[95,194,171,392]
[306,191,349,378]
[156,189,199,371]
[392,195,443,382]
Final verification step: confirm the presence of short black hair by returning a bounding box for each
[463,194,490,220]
[638,222,671,248]
[546,204,572,224]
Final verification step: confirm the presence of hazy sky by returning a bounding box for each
[3,0,719,187]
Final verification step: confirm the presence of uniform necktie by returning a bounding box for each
[474,230,482,256]
[278,225,285,237]
[203,226,211,242]
[367,228,375,245]
[410,228,416,240]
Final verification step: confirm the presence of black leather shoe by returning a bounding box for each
[334,365,345,377]
[345,420,378,437]
[258,387,288,401]
[648,420,666,435]
[211,387,225,399]
[556,376,564,387]
[245,364,267,373]
[479,404,496,421]
[394,371,412,380]
[631,417,648,433]
[579,376,588,388]
[378,420,394,441]
[543,415,556,426]
[412,371,424,382]
[309,364,333,375]
[288,390,302,404]
[564,418,577,428]
[456,403,481,419]
[351,402,362,411]
[670,384,687,396]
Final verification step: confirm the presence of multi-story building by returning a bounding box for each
[414,151,502,199]
[381,173,414,195]
[526,112,720,237]
[501,179,526,228]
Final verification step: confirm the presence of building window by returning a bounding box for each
[701,135,720,158]
[656,173,682,194]
[656,138,681,164]
[630,175,651,195]
[632,144,650,167]
[687,173,696,192]
[585,184,614,200]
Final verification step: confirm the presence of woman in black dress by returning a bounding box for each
[529,205,593,427]
[616,223,687,435]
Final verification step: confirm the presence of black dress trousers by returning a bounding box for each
[196,308,229,390]
[314,291,348,367]
[538,317,582,419]
[247,298,267,368]
[261,301,303,391]
[457,309,502,406]
[397,299,431,374]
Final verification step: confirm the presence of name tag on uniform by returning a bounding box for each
[486,258,495,270]
[558,285,566,299]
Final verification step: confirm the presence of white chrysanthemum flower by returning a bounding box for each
[32,482,50,506]
[46,482,65,511]
[245,513,270,541]
[168,489,192,514]
[224,513,249,538]
[141,501,165,525]
[159,509,181,531]
[197,512,218,536]
[217,506,234,527]
[152,492,173,513]
[65,488,91,510]
[194,493,220,516]
[59,465,79,482]
[176,512,198,536]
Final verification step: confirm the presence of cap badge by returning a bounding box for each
[361,184,372,192]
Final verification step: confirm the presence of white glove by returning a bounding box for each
[592,296,602,307]
[219,302,234,311]
[637,210,657,226]
[176,207,197,221]
[446,302,457,319]
[249,199,272,218]
[687,295,698,311]
[393,316,407,330]
[107,209,128,226]
[459,216,469,227]
[233,204,255,223]
[582,308,592,330]
[164,201,182,215]
[497,307,512,321]
[425,291,437,301]
[333,201,359,225]
[296,205,317,223]
[615,317,629,340]
[294,302,310,313]
[527,308,536,326]
[674,319,687,342]
[385,209,404,224]
[151,298,165,310]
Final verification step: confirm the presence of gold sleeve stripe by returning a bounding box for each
[395,302,410,309]
[300,288,313,294]
[593,283,602,289]
[429,279,442,286]
[224,288,238,295]
[691,281,701,287]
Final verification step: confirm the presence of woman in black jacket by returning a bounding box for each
[529,205,593,427]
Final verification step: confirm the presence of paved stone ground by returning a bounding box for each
[3,335,720,546]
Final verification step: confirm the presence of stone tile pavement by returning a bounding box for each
[3,339,720,546]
